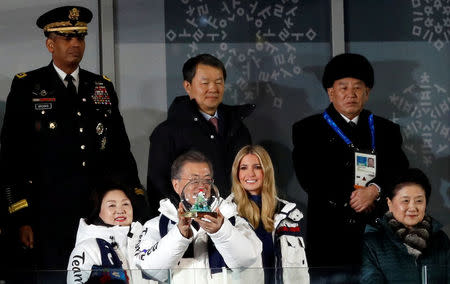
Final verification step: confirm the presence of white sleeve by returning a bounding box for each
[134,218,192,280]
[209,216,262,269]
[66,239,101,284]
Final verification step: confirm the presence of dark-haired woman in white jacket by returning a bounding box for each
[67,186,150,284]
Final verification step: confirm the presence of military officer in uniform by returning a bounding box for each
[0,6,148,274]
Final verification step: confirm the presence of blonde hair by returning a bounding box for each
[231,145,277,232]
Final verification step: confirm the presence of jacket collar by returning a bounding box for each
[168,95,255,122]
[325,103,371,127]
[74,218,142,247]
[45,62,92,97]
[372,214,442,253]
[43,62,68,93]
[226,193,301,229]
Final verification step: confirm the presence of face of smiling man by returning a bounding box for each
[183,64,225,115]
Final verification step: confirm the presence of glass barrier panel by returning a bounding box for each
[3,266,447,283]
[421,265,449,284]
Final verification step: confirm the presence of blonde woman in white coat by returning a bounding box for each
[229,145,309,284]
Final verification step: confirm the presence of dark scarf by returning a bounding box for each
[385,211,432,258]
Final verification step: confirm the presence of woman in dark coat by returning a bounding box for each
[361,168,449,283]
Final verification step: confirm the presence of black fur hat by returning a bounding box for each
[322,53,374,90]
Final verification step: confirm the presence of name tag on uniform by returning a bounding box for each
[354,151,376,188]
[35,103,52,110]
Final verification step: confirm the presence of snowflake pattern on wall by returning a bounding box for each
[411,0,450,51]
[389,72,449,167]
[165,0,319,109]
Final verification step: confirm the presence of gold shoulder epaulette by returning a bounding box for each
[15,72,27,79]
[8,199,29,214]
[102,75,111,82]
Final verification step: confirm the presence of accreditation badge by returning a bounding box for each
[354,151,376,188]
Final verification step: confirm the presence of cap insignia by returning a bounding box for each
[69,8,80,21]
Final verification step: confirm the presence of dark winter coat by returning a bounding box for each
[292,104,409,267]
[361,215,449,283]
[147,96,254,217]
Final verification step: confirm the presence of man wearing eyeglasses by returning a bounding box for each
[0,6,147,273]
[136,150,262,283]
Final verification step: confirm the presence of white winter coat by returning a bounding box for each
[134,198,263,283]
[67,218,151,284]
[227,194,310,284]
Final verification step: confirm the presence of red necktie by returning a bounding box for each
[209,117,219,133]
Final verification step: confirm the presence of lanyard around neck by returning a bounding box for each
[322,111,376,153]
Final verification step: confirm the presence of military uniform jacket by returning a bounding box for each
[147,96,254,217]
[0,63,142,267]
[292,103,409,267]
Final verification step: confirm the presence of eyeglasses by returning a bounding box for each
[178,178,214,185]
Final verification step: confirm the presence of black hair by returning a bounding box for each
[388,168,432,203]
[86,181,136,225]
[182,53,227,83]
[170,150,213,180]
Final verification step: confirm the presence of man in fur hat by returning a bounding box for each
[0,6,148,274]
[291,53,409,277]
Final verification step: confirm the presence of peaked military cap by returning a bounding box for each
[322,53,374,90]
[36,6,93,37]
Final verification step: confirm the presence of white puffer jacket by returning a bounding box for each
[273,198,309,283]
[67,218,151,284]
[227,194,310,284]
[134,198,263,284]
